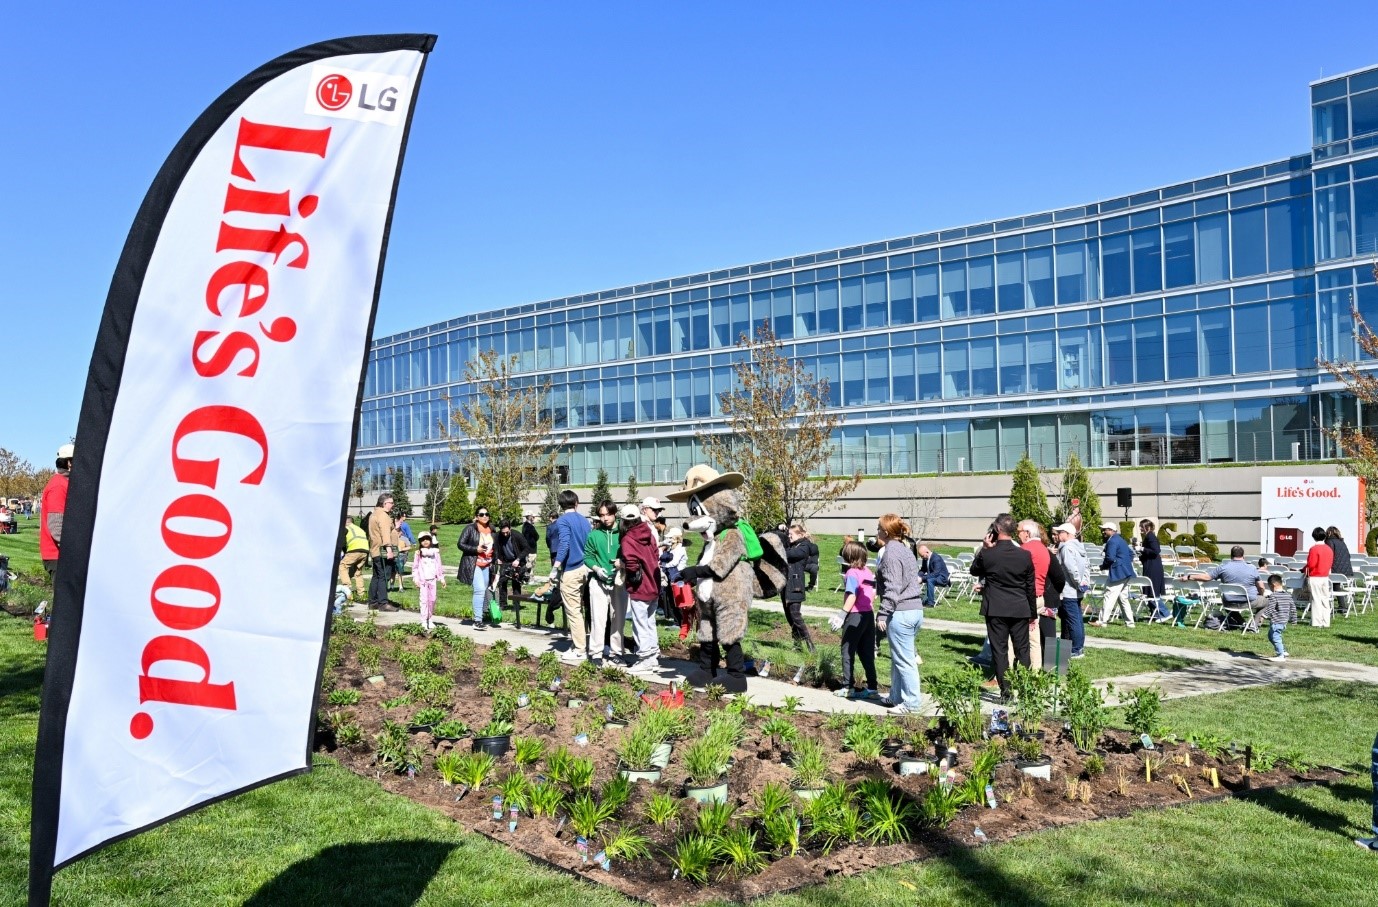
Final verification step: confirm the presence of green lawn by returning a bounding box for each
[2,612,1375,906]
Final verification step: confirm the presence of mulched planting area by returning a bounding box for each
[318,616,1342,906]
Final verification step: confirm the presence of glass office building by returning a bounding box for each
[356,65,1378,489]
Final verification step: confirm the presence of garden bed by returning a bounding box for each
[317,616,1342,906]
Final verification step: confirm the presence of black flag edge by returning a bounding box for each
[28,32,437,904]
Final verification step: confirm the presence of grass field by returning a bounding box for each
[3,612,1376,906]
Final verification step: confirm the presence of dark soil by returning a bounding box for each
[319,620,1344,906]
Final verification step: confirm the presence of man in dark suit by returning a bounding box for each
[970,513,1036,703]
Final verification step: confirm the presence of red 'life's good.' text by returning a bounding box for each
[131,120,332,741]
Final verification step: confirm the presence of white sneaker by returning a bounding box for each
[629,657,661,674]
[1268,653,1287,662]
[559,650,587,665]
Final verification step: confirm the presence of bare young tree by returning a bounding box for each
[446,349,563,522]
[1170,480,1216,527]
[895,476,944,542]
[698,322,861,524]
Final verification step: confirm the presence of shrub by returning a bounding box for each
[927,665,985,743]
[1122,685,1163,739]
[1064,666,1110,752]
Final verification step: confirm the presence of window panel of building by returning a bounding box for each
[1056,242,1088,303]
[941,261,967,318]
[1028,331,1056,392]
[968,257,995,316]
[817,281,840,335]
[1131,228,1163,294]
[1102,233,1131,298]
[970,337,997,396]
[1027,247,1054,307]
[999,334,1026,394]
[794,284,816,337]
[841,277,864,331]
[890,269,915,324]
[918,343,942,400]
[1353,89,1378,139]
[1230,206,1267,278]
[1233,302,1270,373]
[864,274,888,328]
[1355,177,1378,256]
[1105,321,1133,385]
[892,346,917,402]
[997,253,1025,312]
[916,265,940,322]
[1317,184,1353,260]
[1166,312,1198,380]
[1197,213,1229,283]
[944,342,969,397]
[1134,317,1165,383]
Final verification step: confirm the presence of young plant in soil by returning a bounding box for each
[449,636,476,668]
[498,770,531,812]
[433,719,469,740]
[1007,663,1055,735]
[694,801,736,839]
[790,737,829,791]
[512,735,546,767]
[600,774,633,814]
[602,827,652,862]
[751,781,794,822]
[513,645,532,662]
[411,706,448,728]
[564,756,596,791]
[422,640,446,671]
[1122,685,1164,740]
[860,785,917,844]
[1141,751,1166,783]
[842,716,885,763]
[645,793,680,827]
[567,791,616,839]
[374,720,416,772]
[920,781,967,827]
[327,689,361,706]
[1082,752,1107,778]
[381,693,412,711]
[705,684,727,701]
[357,643,382,675]
[807,786,864,853]
[334,714,364,748]
[682,736,731,788]
[926,665,985,743]
[616,724,661,772]
[1009,732,1045,762]
[668,834,717,884]
[491,691,519,725]
[451,751,497,789]
[716,826,767,877]
[761,716,799,751]
[529,691,558,728]
[528,781,565,817]
[1062,665,1110,753]
[434,752,467,786]
[477,718,514,740]
[762,808,801,857]
[408,672,454,708]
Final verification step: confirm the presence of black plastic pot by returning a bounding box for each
[408,724,433,735]
[472,734,511,756]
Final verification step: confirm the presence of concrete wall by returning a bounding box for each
[377,462,1354,552]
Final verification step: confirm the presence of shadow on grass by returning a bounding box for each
[1235,783,1365,838]
[1333,633,1377,647]
[245,840,457,907]
[0,661,45,720]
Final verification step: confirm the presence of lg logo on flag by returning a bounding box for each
[315,74,352,111]
[306,65,407,124]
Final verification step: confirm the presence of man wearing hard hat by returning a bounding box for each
[40,443,73,579]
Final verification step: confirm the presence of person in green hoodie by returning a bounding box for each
[583,500,626,665]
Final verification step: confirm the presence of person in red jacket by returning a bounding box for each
[1305,526,1335,627]
[619,503,662,673]
[40,443,73,579]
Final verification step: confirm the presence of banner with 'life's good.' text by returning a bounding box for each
[29,34,435,906]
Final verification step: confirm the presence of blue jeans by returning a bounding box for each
[471,565,491,621]
[1268,621,1287,656]
[1060,597,1085,654]
[886,608,924,711]
[923,577,947,605]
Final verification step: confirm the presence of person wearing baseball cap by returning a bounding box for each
[1052,522,1088,658]
[40,442,74,580]
[639,497,665,544]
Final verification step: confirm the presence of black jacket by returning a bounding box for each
[971,540,1036,620]
[496,530,531,567]
[521,521,540,554]
[804,539,820,576]
[782,536,810,603]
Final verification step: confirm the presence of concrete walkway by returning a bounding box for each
[343,603,934,716]
[349,594,1378,715]
[760,599,1378,703]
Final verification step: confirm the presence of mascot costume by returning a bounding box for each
[668,465,784,692]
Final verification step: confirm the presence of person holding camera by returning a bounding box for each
[970,513,1036,703]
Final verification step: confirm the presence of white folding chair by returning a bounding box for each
[1333,573,1357,618]
[1127,576,1165,622]
[1215,584,1258,633]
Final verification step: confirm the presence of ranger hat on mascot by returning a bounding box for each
[664,464,744,503]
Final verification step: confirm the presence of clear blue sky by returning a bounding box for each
[5,1,1377,469]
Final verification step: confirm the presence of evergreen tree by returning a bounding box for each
[422,472,443,524]
[591,468,613,510]
[473,471,497,520]
[1007,453,1053,529]
[541,470,562,522]
[389,468,414,518]
[1055,452,1101,542]
[625,472,640,506]
[440,473,473,524]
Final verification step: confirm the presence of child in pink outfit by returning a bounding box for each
[412,533,446,630]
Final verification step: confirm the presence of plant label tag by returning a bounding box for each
[368,675,385,685]
[1140,734,1155,750]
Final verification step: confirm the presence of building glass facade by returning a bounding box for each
[357,65,1378,488]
